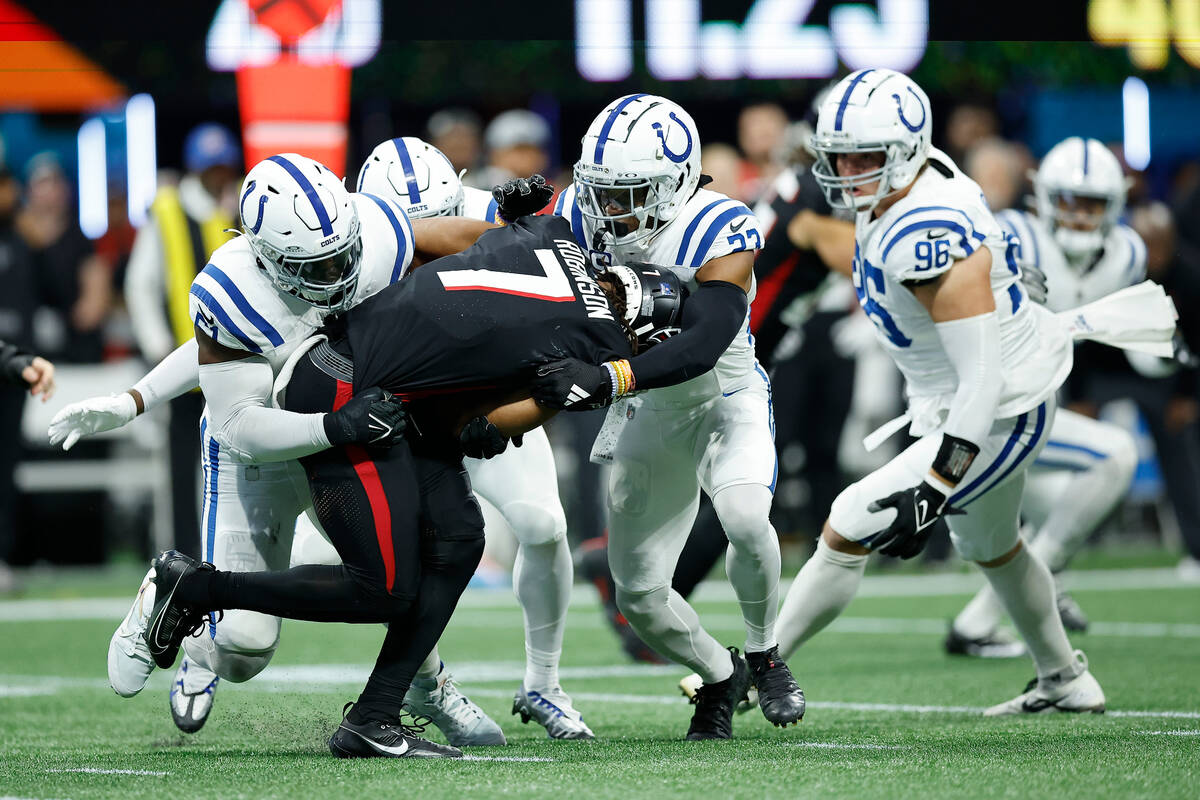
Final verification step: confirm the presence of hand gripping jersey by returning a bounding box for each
[344,214,631,397]
[554,184,764,398]
[995,208,1147,312]
[187,192,415,374]
[853,148,1072,436]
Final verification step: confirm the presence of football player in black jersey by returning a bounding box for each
[128,212,685,759]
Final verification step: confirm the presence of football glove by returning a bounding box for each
[459,415,509,460]
[492,174,554,223]
[48,392,138,451]
[323,387,407,448]
[866,479,964,559]
[1019,262,1048,305]
[532,358,614,410]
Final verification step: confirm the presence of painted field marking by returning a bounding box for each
[46,768,170,776]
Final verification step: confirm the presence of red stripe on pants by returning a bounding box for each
[332,379,396,593]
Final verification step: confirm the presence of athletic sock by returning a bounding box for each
[183,565,405,623]
[513,538,571,691]
[775,537,868,658]
[414,648,442,682]
[979,544,1075,679]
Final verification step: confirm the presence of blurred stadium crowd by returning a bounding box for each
[2,91,1199,590]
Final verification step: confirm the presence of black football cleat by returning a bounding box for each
[329,704,463,759]
[1056,591,1090,633]
[685,647,751,741]
[143,550,212,670]
[944,624,1027,659]
[746,645,805,727]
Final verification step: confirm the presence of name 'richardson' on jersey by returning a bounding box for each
[556,237,614,322]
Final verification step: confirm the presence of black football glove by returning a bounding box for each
[1019,262,1048,305]
[865,479,964,559]
[492,174,554,223]
[459,415,509,459]
[532,358,614,410]
[323,387,407,448]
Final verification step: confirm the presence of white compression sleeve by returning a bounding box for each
[199,358,330,464]
[131,338,200,413]
[935,311,1003,446]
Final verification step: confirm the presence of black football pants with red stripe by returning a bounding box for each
[184,350,485,723]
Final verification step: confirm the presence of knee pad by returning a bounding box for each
[501,500,566,547]
[712,484,773,545]
[185,610,280,683]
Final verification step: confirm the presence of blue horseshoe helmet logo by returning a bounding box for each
[892,87,926,133]
[650,112,694,163]
[240,179,269,234]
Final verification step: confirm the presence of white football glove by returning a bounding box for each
[47,392,138,451]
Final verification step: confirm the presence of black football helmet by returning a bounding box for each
[605,263,687,350]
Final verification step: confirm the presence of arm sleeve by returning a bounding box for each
[124,222,175,363]
[935,311,1004,446]
[130,338,201,413]
[627,280,748,391]
[199,357,331,464]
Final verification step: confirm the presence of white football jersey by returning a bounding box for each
[554,184,764,397]
[462,186,501,223]
[995,208,1146,312]
[853,149,1072,435]
[188,192,415,374]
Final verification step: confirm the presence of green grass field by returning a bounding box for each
[2,561,1198,799]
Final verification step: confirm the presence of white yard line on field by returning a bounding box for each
[787,742,908,749]
[460,755,556,762]
[1134,729,1200,735]
[46,768,170,776]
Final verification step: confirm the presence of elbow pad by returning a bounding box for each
[935,311,1003,448]
[629,279,748,391]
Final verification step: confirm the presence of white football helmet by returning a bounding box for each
[1034,136,1129,263]
[574,94,702,258]
[356,137,465,219]
[240,153,361,314]
[811,69,932,211]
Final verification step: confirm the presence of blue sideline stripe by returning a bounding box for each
[675,199,728,264]
[957,403,1048,507]
[266,155,333,236]
[362,193,409,283]
[200,264,284,347]
[189,284,262,353]
[594,94,647,164]
[391,138,422,204]
[950,412,1028,505]
[881,220,975,261]
[690,207,752,267]
[834,70,874,131]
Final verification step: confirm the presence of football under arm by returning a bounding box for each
[196,326,331,463]
[408,217,498,269]
[909,247,1001,487]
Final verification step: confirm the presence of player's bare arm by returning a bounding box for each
[786,210,856,278]
[409,217,498,268]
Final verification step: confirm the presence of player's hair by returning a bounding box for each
[595,273,639,354]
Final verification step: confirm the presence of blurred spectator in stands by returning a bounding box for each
[1172,159,1200,252]
[700,142,743,200]
[124,123,240,556]
[427,108,484,177]
[15,153,112,364]
[943,103,999,165]
[736,102,788,204]
[1070,202,1200,580]
[468,110,551,191]
[964,137,1027,212]
[0,167,41,593]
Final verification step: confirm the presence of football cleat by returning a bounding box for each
[169,656,219,734]
[1056,591,1090,632]
[983,651,1106,716]
[944,624,1027,659]
[143,550,213,670]
[107,568,157,697]
[685,647,751,741]
[329,704,463,758]
[680,672,757,713]
[404,666,507,746]
[512,683,595,740]
[746,646,805,727]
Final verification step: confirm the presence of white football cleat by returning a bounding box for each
[403,666,506,747]
[107,568,157,698]
[512,683,595,740]
[680,672,757,713]
[170,656,219,733]
[983,651,1105,716]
